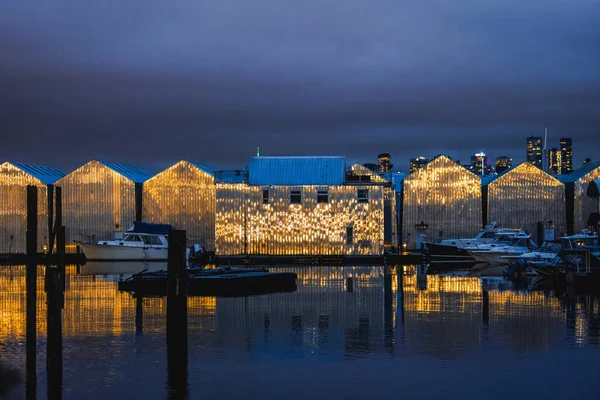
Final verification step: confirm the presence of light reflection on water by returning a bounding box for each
[0,264,599,399]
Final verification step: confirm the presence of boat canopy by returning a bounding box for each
[128,221,172,235]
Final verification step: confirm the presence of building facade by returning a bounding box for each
[56,160,150,249]
[409,157,429,174]
[526,136,543,168]
[486,162,566,240]
[215,157,395,255]
[548,148,562,175]
[495,157,512,174]
[402,156,482,248]
[560,138,573,174]
[142,160,216,250]
[0,162,65,253]
[377,153,392,172]
[470,152,492,176]
[564,161,600,233]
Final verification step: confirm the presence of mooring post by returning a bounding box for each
[135,294,144,335]
[26,185,38,400]
[482,288,490,325]
[46,266,63,400]
[384,266,393,350]
[55,186,66,294]
[417,263,427,290]
[167,229,188,399]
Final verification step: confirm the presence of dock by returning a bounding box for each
[200,252,427,266]
[0,253,86,266]
[118,267,298,297]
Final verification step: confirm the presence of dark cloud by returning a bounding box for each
[1,1,599,174]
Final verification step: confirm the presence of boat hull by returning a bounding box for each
[424,242,476,263]
[78,243,168,261]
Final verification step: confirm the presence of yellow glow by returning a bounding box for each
[143,161,216,250]
[489,162,566,235]
[216,183,394,255]
[403,156,482,247]
[56,161,137,248]
[0,162,50,253]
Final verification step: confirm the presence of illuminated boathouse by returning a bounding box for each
[215,156,396,255]
[484,162,566,240]
[402,155,482,248]
[56,160,150,248]
[0,162,65,253]
[143,160,216,250]
[561,161,600,234]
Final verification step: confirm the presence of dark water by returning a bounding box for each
[1,264,600,399]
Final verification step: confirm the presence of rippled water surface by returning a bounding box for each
[1,264,599,399]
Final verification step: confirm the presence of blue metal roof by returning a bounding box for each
[560,160,600,183]
[215,170,247,184]
[188,162,215,176]
[98,160,151,183]
[248,156,346,185]
[11,162,66,184]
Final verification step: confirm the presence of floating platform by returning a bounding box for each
[0,253,86,266]
[118,267,298,297]
[202,252,426,266]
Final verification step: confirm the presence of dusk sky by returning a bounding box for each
[1,1,599,174]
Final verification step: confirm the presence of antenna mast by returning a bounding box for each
[543,127,548,171]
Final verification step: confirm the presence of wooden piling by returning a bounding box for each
[346,277,354,292]
[46,266,63,400]
[166,229,188,399]
[26,185,37,400]
[55,187,66,294]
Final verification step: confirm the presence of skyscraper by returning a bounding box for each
[495,156,512,174]
[526,136,543,168]
[548,148,562,174]
[560,138,572,174]
[409,157,429,173]
[377,153,392,172]
[470,152,491,175]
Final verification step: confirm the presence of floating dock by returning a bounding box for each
[200,252,427,266]
[118,267,298,297]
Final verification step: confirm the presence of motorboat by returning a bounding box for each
[423,222,524,264]
[76,221,171,261]
[468,232,535,265]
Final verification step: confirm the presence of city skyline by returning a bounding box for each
[1,1,599,173]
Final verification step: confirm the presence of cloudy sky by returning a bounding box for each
[1,1,599,174]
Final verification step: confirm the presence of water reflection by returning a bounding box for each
[0,264,599,399]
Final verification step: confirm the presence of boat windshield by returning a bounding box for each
[141,235,163,245]
[123,234,143,242]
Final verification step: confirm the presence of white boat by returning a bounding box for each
[423,222,525,263]
[468,232,535,265]
[76,222,171,261]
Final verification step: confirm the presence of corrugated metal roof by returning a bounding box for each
[215,170,247,184]
[248,156,345,185]
[98,160,151,183]
[188,162,215,176]
[560,160,600,183]
[11,162,66,184]
[482,161,561,186]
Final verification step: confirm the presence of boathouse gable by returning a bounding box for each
[56,160,151,250]
[142,160,216,251]
[0,162,65,253]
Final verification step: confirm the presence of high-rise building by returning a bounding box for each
[409,157,429,173]
[470,152,491,175]
[526,136,543,168]
[548,148,562,174]
[377,153,392,172]
[495,156,512,174]
[560,138,572,174]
